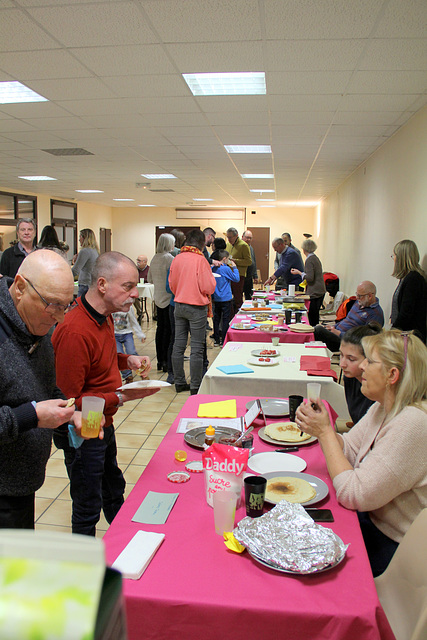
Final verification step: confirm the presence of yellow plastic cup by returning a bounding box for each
[81,396,105,438]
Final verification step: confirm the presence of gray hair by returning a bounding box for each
[227,227,238,237]
[90,251,136,287]
[302,239,317,253]
[273,237,285,247]
[156,233,175,254]
[16,218,36,232]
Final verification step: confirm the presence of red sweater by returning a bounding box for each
[169,250,216,305]
[52,300,128,427]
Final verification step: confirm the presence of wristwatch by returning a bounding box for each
[116,391,124,407]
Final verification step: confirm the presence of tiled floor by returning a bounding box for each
[35,317,344,537]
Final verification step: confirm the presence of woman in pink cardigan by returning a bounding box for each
[296,329,427,576]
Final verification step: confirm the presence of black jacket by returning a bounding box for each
[392,271,427,343]
[0,244,26,278]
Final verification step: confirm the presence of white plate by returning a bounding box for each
[117,380,171,390]
[250,349,280,358]
[247,452,307,474]
[247,357,279,367]
[262,471,329,506]
[232,324,256,330]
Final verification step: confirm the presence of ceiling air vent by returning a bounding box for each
[42,148,94,156]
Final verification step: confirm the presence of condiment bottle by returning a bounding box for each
[204,425,215,447]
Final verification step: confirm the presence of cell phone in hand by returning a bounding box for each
[305,508,334,522]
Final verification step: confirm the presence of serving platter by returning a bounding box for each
[245,398,289,417]
[258,426,317,447]
[231,324,256,330]
[184,426,241,450]
[250,349,280,358]
[262,471,329,507]
[247,545,346,575]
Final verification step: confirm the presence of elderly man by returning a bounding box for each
[225,227,252,314]
[282,232,302,258]
[0,218,37,278]
[314,280,385,351]
[0,250,80,529]
[134,254,150,321]
[52,252,158,536]
[242,230,258,300]
[266,237,304,291]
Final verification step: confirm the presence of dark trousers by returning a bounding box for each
[213,300,232,344]
[313,324,341,351]
[358,511,399,577]
[167,304,176,376]
[307,295,325,327]
[0,493,35,529]
[243,275,254,300]
[54,425,125,536]
[155,305,171,368]
[231,275,245,315]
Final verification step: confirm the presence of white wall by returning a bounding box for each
[318,104,427,323]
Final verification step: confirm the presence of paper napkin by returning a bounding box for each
[198,399,237,418]
[112,531,165,580]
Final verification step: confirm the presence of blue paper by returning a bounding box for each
[216,365,254,375]
[68,424,84,449]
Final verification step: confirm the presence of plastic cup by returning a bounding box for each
[288,284,295,296]
[271,336,280,346]
[307,383,321,402]
[295,311,302,323]
[140,277,145,284]
[81,396,105,438]
[288,394,304,422]
[284,309,292,325]
[265,285,270,293]
[244,476,267,517]
[213,491,237,535]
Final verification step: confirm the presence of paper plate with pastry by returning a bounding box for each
[232,323,255,330]
[263,471,329,506]
[259,422,317,446]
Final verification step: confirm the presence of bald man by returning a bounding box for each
[0,250,81,529]
[314,280,385,351]
[53,251,158,536]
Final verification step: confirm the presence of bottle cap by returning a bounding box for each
[205,425,215,436]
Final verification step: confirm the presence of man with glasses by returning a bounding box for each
[0,250,81,529]
[314,280,384,352]
[0,218,37,278]
[52,252,159,536]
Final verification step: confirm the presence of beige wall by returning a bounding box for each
[318,104,427,324]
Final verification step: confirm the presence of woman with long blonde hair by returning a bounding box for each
[391,239,427,343]
[72,228,100,297]
[296,329,427,577]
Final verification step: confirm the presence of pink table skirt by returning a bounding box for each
[224,313,314,345]
[103,395,394,640]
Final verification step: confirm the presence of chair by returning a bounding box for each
[375,508,427,640]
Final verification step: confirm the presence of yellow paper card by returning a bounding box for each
[197,399,237,418]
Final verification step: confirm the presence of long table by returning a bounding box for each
[225,313,314,345]
[103,394,394,640]
[199,342,349,418]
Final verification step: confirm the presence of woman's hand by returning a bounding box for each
[295,400,333,439]
[290,268,302,276]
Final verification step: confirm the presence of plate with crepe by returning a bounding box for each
[289,323,314,333]
[262,471,329,506]
[259,422,317,446]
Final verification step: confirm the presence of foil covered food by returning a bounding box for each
[234,500,348,574]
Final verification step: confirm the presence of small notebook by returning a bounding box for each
[216,365,254,375]
[112,530,165,580]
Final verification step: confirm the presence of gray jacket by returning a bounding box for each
[0,277,65,496]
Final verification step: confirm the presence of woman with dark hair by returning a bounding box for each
[297,330,427,577]
[38,225,67,258]
[340,323,383,424]
[291,238,326,326]
[210,237,226,262]
[391,239,427,343]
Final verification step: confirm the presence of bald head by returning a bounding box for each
[90,251,136,288]
[18,249,73,287]
[356,280,377,308]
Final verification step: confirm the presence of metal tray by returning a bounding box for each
[246,398,289,417]
[184,426,241,450]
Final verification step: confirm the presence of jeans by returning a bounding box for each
[167,304,175,377]
[155,305,171,368]
[313,324,341,352]
[213,300,232,344]
[172,302,207,391]
[357,511,399,577]
[54,425,125,536]
[115,332,137,378]
[0,493,35,529]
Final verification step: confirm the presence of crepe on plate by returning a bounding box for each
[266,476,316,504]
[265,421,311,442]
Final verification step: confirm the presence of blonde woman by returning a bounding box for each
[296,329,427,576]
[391,239,427,343]
[72,228,100,297]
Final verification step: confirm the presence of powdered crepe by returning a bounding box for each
[266,477,316,504]
[265,422,312,443]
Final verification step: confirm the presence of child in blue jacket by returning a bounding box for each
[212,250,240,346]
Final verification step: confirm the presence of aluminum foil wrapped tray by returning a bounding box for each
[234,500,348,574]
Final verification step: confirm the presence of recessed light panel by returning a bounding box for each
[193,198,213,201]
[256,198,275,202]
[225,145,271,154]
[113,198,135,201]
[75,190,104,193]
[19,175,56,181]
[138,204,155,207]
[241,174,274,179]
[141,174,177,179]
[250,189,275,193]
[183,72,266,96]
[0,81,48,104]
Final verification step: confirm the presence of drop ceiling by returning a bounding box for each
[0,0,426,208]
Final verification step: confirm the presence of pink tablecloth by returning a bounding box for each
[225,313,314,345]
[103,395,394,640]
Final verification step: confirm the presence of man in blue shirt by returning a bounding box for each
[314,280,384,351]
[265,237,304,290]
[212,251,240,346]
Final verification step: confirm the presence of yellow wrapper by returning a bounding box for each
[223,532,246,553]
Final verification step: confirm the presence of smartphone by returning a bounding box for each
[305,508,334,522]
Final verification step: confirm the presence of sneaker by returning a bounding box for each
[166,373,174,384]
[175,383,190,393]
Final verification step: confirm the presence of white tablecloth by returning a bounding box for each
[136,283,154,301]
[199,341,349,419]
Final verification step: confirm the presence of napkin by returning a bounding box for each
[198,399,237,418]
[216,365,254,375]
[300,356,331,370]
[112,531,165,580]
[306,368,338,381]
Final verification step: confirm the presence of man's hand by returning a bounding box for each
[120,387,161,402]
[264,276,276,286]
[127,355,151,378]
[36,399,75,430]
[290,268,302,276]
[71,410,105,440]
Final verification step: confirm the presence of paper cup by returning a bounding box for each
[213,491,237,535]
[307,383,321,402]
[81,396,105,438]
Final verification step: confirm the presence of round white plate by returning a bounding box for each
[247,452,307,474]
[247,357,279,367]
[262,471,329,506]
[232,324,256,330]
[117,380,170,390]
[250,349,280,358]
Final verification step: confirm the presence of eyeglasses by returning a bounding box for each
[356,293,368,299]
[23,277,73,314]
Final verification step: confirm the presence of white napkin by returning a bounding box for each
[112,531,165,580]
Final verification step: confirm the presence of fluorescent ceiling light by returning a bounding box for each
[241,174,274,179]
[260,205,276,208]
[183,72,266,96]
[138,204,155,207]
[19,175,56,181]
[225,145,271,154]
[193,198,213,201]
[250,189,275,193]
[75,189,104,193]
[0,81,48,104]
[282,201,320,207]
[256,198,275,202]
[113,198,134,201]
[141,174,177,179]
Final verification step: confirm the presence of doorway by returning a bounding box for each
[247,227,270,283]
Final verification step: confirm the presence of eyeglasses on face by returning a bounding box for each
[23,277,72,314]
